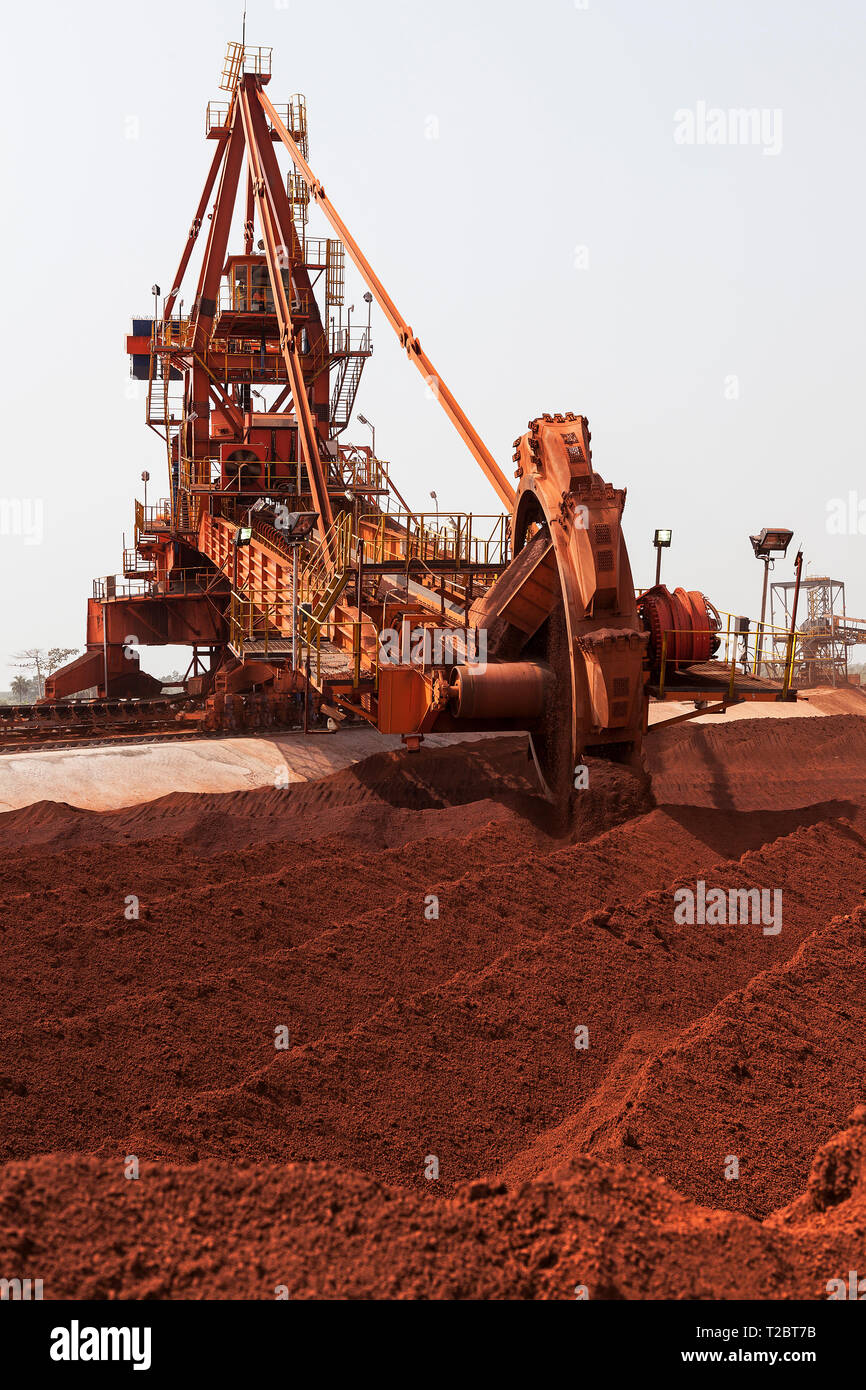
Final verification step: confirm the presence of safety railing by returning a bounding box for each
[654,619,805,701]
[220,42,272,91]
[160,567,226,596]
[230,585,380,692]
[92,575,152,602]
[285,94,308,158]
[329,325,372,356]
[358,512,511,568]
[222,514,352,647]
[635,595,808,683]
[210,337,289,361]
[208,325,368,386]
[297,511,355,607]
[229,592,289,653]
[325,240,345,307]
[299,612,381,691]
[207,96,290,138]
[135,499,173,536]
[288,168,309,218]
[333,453,391,495]
[206,102,230,135]
[300,235,327,265]
[177,453,389,506]
[179,456,217,493]
[94,567,225,604]
[263,102,289,130]
[123,548,155,577]
[217,282,316,318]
[713,610,805,679]
[242,46,273,77]
[220,41,244,90]
[193,461,360,500]
[761,654,848,681]
[233,465,315,496]
[829,613,866,641]
[152,316,194,349]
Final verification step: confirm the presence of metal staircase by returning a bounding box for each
[330,352,366,433]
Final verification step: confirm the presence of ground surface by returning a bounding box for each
[4,683,861,815]
[0,707,864,1299]
[0,728,498,814]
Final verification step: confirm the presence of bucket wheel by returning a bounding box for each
[466,414,648,806]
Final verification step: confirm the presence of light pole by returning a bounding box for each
[749,528,794,676]
[781,548,804,697]
[653,528,672,586]
[141,470,150,515]
[430,490,439,526]
[357,413,375,458]
[291,542,299,674]
[274,511,317,675]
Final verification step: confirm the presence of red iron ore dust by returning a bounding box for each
[1,713,865,1299]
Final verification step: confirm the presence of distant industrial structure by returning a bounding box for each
[768,576,866,686]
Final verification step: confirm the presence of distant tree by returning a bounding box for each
[47,647,79,675]
[10,674,31,701]
[12,647,79,698]
[12,649,47,697]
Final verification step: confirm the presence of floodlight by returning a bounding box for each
[749,528,793,560]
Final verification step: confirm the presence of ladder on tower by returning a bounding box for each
[219,41,245,92]
[330,353,366,433]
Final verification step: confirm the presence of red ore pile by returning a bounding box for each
[1,715,865,1298]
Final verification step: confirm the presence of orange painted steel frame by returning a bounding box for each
[155,72,513,576]
[167,79,335,562]
[50,49,654,772]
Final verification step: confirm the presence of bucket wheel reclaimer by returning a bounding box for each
[42,52,723,770]
[447,413,649,803]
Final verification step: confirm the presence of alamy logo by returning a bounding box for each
[0,498,43,546]
[673,880,782,936]
[50,1321,152,1371]
[378,622,487,671]
[674,102,783,156]
[826,492,866,535]
[826,1271,866,1300]
[0,1276,43,1300]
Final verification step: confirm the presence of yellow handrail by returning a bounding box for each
[651,621,808,696]
[358,512,510,568]
[297,511,354,606]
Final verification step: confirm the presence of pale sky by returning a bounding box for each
[1,0,864,685]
